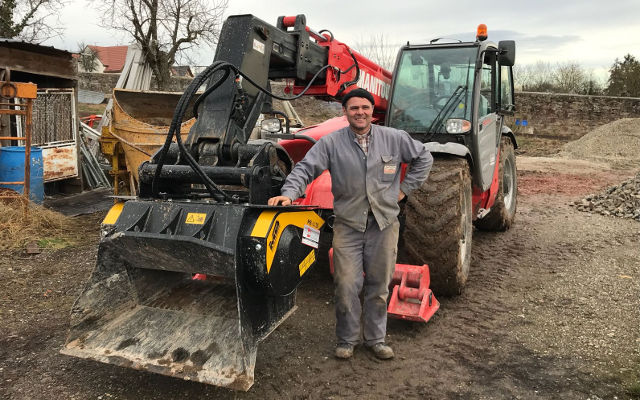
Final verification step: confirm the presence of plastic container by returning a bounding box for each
[0,146,44,204]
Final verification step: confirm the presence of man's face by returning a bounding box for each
[343,96,374,134]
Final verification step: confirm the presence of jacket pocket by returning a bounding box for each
[380,154,398,182]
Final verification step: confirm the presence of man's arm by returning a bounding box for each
[268,138,331,206]
[398,131,433,196]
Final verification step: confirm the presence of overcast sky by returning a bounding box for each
[49,0,640,81]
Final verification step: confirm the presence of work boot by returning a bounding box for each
[367,343,394,360]
[335,344,354,359]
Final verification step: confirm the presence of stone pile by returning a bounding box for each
[572,172,640,222]
[560,118,640,168]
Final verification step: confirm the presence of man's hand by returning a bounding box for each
[268,196,292,206]
[397,191,406,202]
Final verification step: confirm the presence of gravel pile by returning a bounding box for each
[560,118,640,168]
[571,172,640,221]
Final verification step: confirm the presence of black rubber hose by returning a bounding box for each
[318,29,334,41]
[192,55,362,124]
[154,56,361,199]
[152,61,228,198]
[171,62,233,200]
[192,66,232,119]
[337,47,361,95]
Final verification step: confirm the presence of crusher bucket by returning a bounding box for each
[61,200,324,390]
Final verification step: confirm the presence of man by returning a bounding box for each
[268,88,432,360]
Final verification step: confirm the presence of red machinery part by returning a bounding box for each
[328,249,439,323]
[280,16,297,27]
[80,114,102,128]
[278,15,393,116]
[472,149,501,213]
[278,116,349,163]
[298,35,392,113]
[387,263,439,323]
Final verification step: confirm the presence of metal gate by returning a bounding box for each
[33,89,78,182]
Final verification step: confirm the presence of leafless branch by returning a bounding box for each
[0,0,67,43]
[355,33,399,71]
[92,0,227,89]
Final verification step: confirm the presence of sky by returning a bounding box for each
[48,0,640,81]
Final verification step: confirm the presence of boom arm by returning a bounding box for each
[281,16,392,114]
[138,14,391,203]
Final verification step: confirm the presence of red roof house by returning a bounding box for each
[87,45,129,73]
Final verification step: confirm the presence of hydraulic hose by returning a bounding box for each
[154,55,362,200]
[152,61,230,200]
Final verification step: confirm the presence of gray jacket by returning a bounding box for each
[281,124,433,232]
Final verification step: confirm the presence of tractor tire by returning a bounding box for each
[474,138,517,231]
[398,156,473,297]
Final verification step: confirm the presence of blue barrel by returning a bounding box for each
[0,146,44,204]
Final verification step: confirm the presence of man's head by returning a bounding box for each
[342,88,374,135]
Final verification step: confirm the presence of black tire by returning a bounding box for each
[474,138,517,231]
[398,156,473,296]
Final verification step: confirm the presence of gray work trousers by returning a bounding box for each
[332,214,399,346]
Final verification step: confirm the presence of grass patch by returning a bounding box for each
[628,381,640,399]
[78,103,107,118]
[37,237,73,249]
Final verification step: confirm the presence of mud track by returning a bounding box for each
[1,157,639,399]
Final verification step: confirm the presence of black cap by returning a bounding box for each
[341,88,375,107]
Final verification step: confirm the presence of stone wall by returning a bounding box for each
[511,92,640,139]
[78,72,193,94]
[78,73,640,140]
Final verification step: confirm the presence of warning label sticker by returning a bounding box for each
[185,213,207,225]
[302,224,320,248]
[253,38,265,54]
[299,250,315,276]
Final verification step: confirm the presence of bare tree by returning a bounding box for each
[515,60,605,95]
[512,64,533,91]
[554,62,585,94]
[355,33,398,71]
[96,0,228,89]
[0,0,66,42]
[77,42,98,72]
[528,61,556,92]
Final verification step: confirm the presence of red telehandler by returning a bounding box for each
[61,14,516,390]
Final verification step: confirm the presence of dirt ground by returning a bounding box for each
[1,153,639,399]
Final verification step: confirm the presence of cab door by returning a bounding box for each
[473,49,500,191]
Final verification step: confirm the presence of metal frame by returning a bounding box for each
[35,88,77,144]
[0,80,37,213]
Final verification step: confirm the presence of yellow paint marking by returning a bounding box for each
[102,202,125,225]
[250,210,278,238]
[265,210,324,273]
[299,250,315,276]
[185,212,207,225]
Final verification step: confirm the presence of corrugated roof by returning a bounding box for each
[88,45,129,73]
[0,38,73,58]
